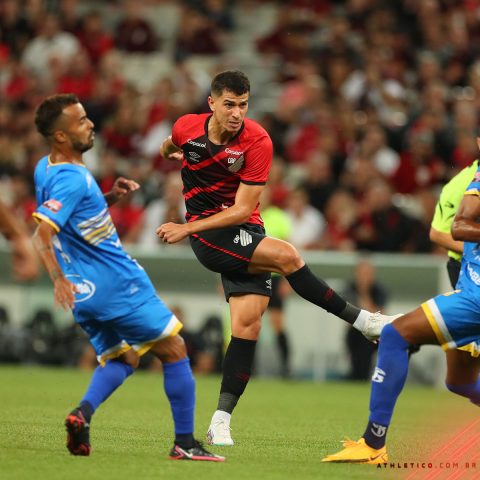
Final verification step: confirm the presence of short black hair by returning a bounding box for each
[35,94,80,138]
[211,70,250,97]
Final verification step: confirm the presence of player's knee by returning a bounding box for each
[151,334,187,363]
[119,349,140,370]
[274,244,303,275]
[233,316,261,339]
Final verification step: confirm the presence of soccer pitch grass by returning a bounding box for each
[2,366,479,480]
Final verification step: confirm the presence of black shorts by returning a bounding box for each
[189,223,272,301]
[447,257,461,289]
[268,275,284,310]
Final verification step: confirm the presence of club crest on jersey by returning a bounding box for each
[227,154,244,173]
[65,274,96,302]
[43,199,62,213]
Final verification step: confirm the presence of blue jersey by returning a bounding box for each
[33,156,156,322]
[458,165,480,292]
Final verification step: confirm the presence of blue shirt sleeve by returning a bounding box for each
[34,169,87,231]
[465,166,480,196]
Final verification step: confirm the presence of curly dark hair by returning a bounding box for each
[211,70,250,97]
[34,94,79,138]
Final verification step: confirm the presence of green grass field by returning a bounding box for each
[2,365,479,480]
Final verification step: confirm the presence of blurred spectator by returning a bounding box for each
[266,158,290,208]
[138,172,186,247]
[101,100,142,158]
[9,172,37,233]
[321,189,358,251]
[56,49,94,101]
[58,0,82,34]
[174,6,222,58]
[391,129,445,194]
[114,0,158,53]
[21,13,80,86]
[286,187,325,250]
[301,152,337,213]
[109,193,145,244]
[260,185,293,378]
[76,11,114,65]
[0,0,34,57]
[343,259,388,380]
[187,0,235,32]
[352,179,420,252]
[170,305,223,374]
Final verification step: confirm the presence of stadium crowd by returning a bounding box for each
[1,0,480,253]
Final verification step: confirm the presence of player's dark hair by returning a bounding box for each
[211,70,250,97]
[35,94,80,138]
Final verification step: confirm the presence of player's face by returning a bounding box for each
[61,103,95,153]
[208,90,249,134]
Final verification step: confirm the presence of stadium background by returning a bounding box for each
[1,0,478,382]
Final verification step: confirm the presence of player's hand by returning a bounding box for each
[155,222,190,244]
[160,136,183,162]
[110,177,140,200]
[53,276,78,311]
[10,235,39,281]
[165,151,183,162]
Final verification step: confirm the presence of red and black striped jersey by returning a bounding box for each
[172,113,273,226]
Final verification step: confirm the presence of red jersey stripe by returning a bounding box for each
[184,176,236,201]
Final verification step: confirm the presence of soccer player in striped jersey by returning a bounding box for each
[32,94,224,462]
[156,70,401,446]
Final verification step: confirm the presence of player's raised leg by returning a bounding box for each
[322,304,442,463]
[249,237,401,341]
[150,334,225,462]
[207,293,268,446]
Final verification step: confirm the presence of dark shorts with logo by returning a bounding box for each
[189,223,272,301]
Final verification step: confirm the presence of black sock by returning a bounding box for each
[363,420,389,449]
[217,336,257,414]
[78,401,94,423]
[276,331,290,371]
[286,265,360,323]
[175,433,194,449]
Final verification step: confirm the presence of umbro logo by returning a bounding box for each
[372,367,386,383]
[266,279,272,289]
[188,151,201,162]
[233,229,252,246]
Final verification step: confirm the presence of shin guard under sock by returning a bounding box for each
[218,336,257,413]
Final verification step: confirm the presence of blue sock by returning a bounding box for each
[363,324,410,449]
[80,360,134,420]
[163,357,195,447]
[447,380,480,406]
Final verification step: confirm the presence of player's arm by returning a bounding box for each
[104,177,140,206]
[32,220,76,310]
[0,200,38,281]
[156,182,264,244]
[429,227,463,254]
[160,135,183,162]
[452,194,480,242]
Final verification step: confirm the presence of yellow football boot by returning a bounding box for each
[322,438,388,464]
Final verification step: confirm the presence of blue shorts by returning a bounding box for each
[422,289,480,354]
[78,295,183,365]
